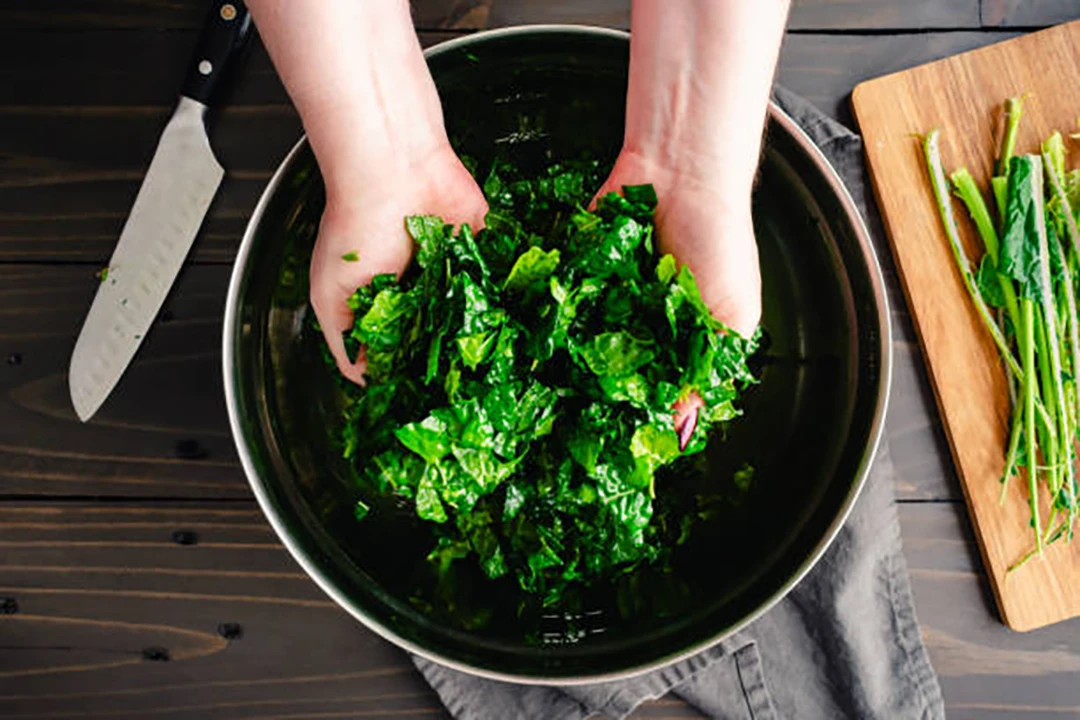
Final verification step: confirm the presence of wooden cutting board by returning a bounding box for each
[852,20,1080,632]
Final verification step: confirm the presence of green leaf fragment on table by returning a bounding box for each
[341,251,359,262]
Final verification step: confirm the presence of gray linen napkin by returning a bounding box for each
[413,88,946,720]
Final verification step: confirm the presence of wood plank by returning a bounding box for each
[889,336,962,501]
[851,22,1080,631]
[982,0,1080,28]
[0,265,250,499]
[0,31,472,264]
[0,501,1076,717]
[789,0,980,29]
[0,28,1024,158]
[777,30,1021,125]
[899,502,1080,719]
[0,502,701,718]
[0,28,462,107]
[0,503,447,720]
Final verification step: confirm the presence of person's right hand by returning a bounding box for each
[310,143,487,385]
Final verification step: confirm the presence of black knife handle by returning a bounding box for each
[181,1,253,106]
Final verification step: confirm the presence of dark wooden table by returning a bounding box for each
[2,2,1079,718]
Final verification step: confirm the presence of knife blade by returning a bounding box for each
[69,1,253,422]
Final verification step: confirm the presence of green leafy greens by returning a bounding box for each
[327,160,758,607]
[924,97,1080,570]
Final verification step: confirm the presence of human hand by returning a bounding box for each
[311,144,487,384]
[594,150,761,338]
[596,150,761,449]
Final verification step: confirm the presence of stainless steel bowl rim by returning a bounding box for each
[222,23,893,686]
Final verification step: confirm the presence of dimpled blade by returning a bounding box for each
[69,97,223,421]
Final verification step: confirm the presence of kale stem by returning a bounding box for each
[925,130,1023,379]
[952,167,1022,334]
[1022,298,1044,555]
[1001,400,1024,503]
[1043,147,1080,522]
[953,168,1004,260]
[992,97,1024,222]
[1034,311,1060,496]
[992,176,1009,225]
[996,96,1024,178]
[1032,156,1074,511]
[1009,516,1070,574]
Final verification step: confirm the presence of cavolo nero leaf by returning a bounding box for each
[578,331,655,377]
[976,255,1005,308]
[1000,156,1042,296]
[322,157,760,615]
[504,246,561,292]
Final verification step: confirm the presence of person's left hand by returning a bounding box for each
[595,149,761,446]
[594,149,761,338]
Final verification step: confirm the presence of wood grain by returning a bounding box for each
[981,0,1080,28]
[852,21,1080,631]
[1,502,1077,717]
[899,502,1080,719]
[488,0,983,32]
[0,265,249,499]
[778,30,1021,124]
[0,505,708,719]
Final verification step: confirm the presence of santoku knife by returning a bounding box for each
[69,1,253,422]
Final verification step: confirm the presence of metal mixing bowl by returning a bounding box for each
[223,26,890,683]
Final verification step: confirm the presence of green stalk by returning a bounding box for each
[928,133,1057,497]
[951,167,1022,332]
[925,130,1022,379]
[992,177,1009,224]
[1043,146,1080,531]
[1022,298,1044,555]
[992,97,1024,222]
[1034,311,1060,495]
[1009,519,1068,573]
[951,167,1027,494]
[1001,394,1024,503]
[1050,236,1078,511]
[953,168,1004,260]
[996,97,1024,178]
[1032,155,1072,550]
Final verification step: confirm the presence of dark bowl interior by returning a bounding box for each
[227,28,886,681]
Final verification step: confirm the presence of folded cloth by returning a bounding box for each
[413,87,946,720]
